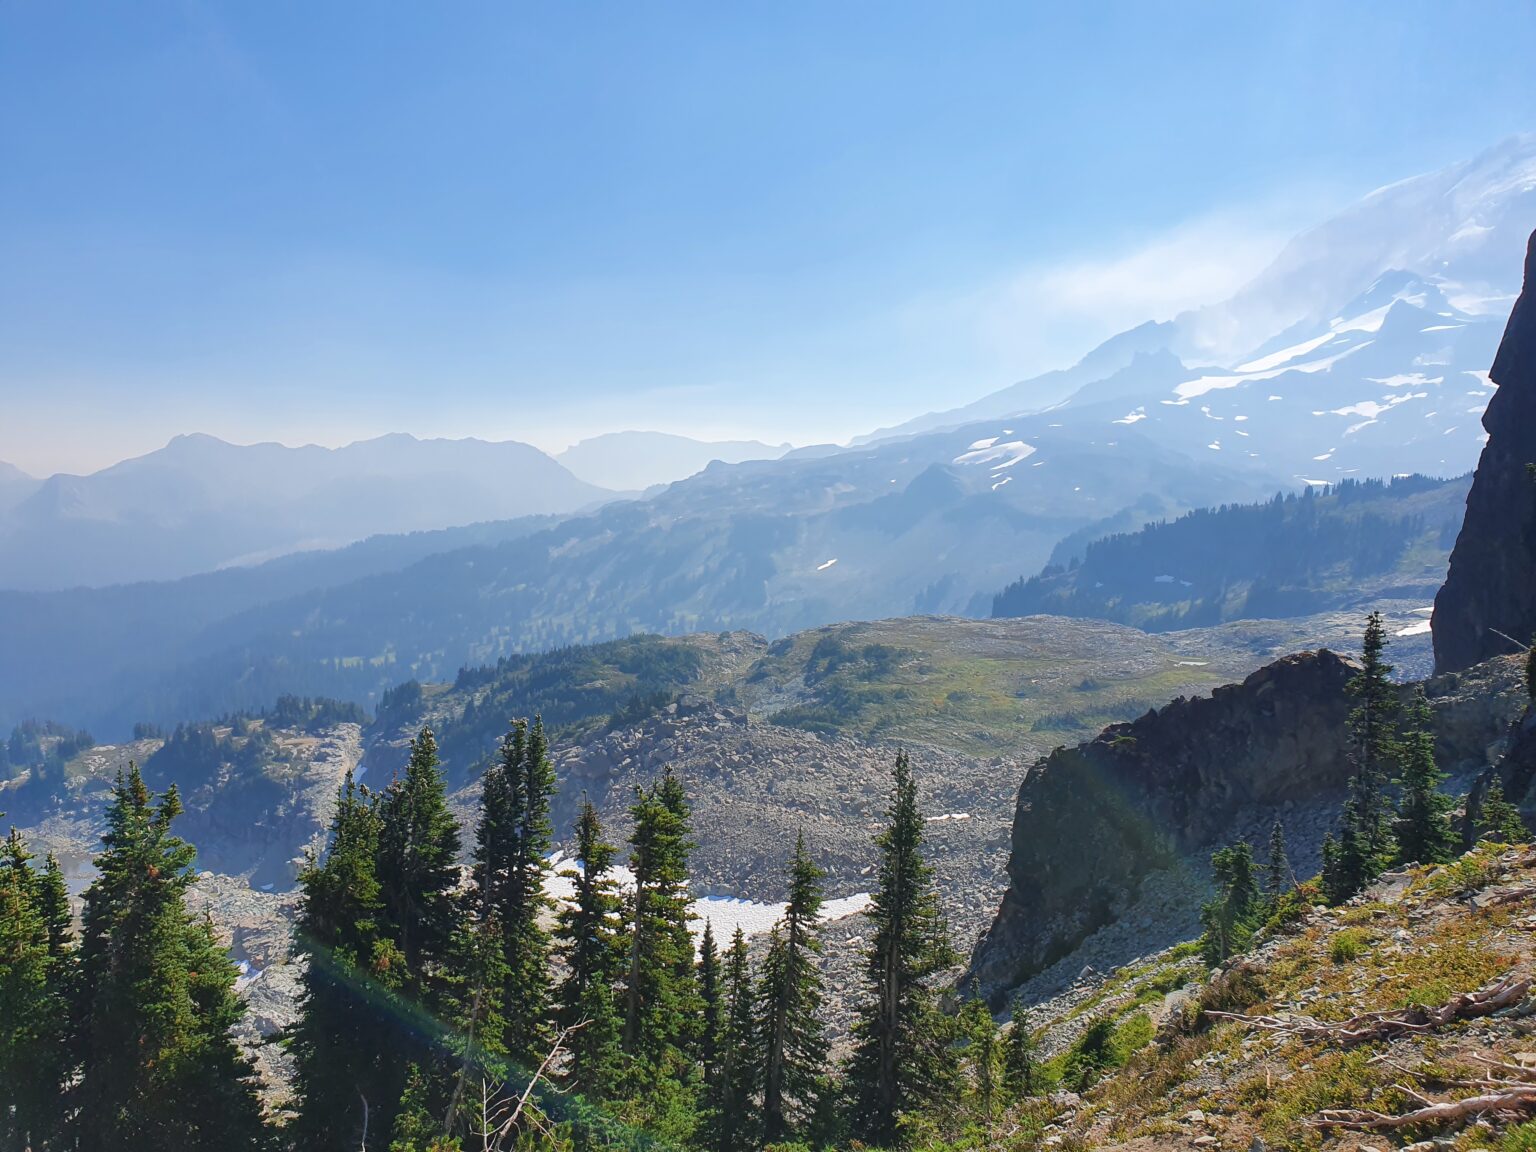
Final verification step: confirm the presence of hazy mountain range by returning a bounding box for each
[0,433,613,589]
[554,430,792,491]
[4,135,1536,734]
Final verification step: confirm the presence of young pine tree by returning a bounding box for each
[1392,688,1458,866]
[1325,612,1399,901]
[555,797,624,1101]
[1265,818,1290,900]
[289,771,400,1151]
[846,750,959,1147]
[958,986,1000,1124]
[0,828,72,1151]
[1001,1005,1040,1102]
[74,766,269,1152]
[755,832,829,1145]
[1476,775,1528,843]
[1200,841,1262,964]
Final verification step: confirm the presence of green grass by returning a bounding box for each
[740,621,1233,755]
[1330,927,1370,963]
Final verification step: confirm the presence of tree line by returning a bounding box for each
[0,723,1033,1150]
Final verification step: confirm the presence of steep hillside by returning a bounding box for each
[987,842,1536,1151]
[0,432,610,590]
[1436,228,1536,673]
[994,474,1468,630]
[967,652,1525,1006]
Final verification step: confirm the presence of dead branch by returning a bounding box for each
[1208,972,1529,1046]
[481,1020,589,1150]
[1311,1086,1536,1131]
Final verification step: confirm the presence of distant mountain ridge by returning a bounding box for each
[555,430,792,491]
[0,432,611,590]
[862,134,1536,463]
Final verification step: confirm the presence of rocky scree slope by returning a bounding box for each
[1436,228,1536,674]
[967,651,1526,1006]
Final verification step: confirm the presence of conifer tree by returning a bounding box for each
[756,832,828,1145]
[289,770,400,1150]
[846,750,958,1147]
[1477,775,1528,843]
[697,919,726,1108]
[1392,688,1457,865]
[472,718,557,1068]
[958,986,1000,1123]
[1200,841,1262,964]
[0,828,71,1151]
[1001,1005,1039,1101]
[1266,818,1290,899]
[621,768,699,1084]
[74,766,269,1151]
[708,926,758,1152]
[1326,612,1399,900]
[555,797,624,1101]
[376,727,463,1003]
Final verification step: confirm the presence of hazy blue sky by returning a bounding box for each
[3,2,1535,475]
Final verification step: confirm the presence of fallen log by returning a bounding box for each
[1208,972,1529,1046]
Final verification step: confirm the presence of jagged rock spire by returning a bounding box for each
[1434,229,1536,673]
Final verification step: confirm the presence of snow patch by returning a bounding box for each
[953,440,1036,471]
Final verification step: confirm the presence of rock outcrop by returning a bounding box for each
[966,650,1526,1005]
[1434,229,1536,673]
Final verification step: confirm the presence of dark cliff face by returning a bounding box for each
[967,651,1359,1002]
[965,651,1525,1005]
[1434,230,1536,674]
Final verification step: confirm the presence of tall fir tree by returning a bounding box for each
[73,766,269,1152]
[289,770,401,1150]
[555,797,624,1102]
[0,828,72,1151]
[696,919,726,1129]
[846,750,958,1147]
[375,727,463,1003]
[1392,687,1458,866]
[1325,612,1399,901]
[755,832,828,1145]
[471,718,557,1068]
[621,768,700,1086]
[707,926,758,1152]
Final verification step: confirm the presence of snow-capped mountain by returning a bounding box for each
[1067,271,1505,481]
[867,134,1536,480]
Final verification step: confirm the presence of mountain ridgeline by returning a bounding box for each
[993,474,1468,630]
